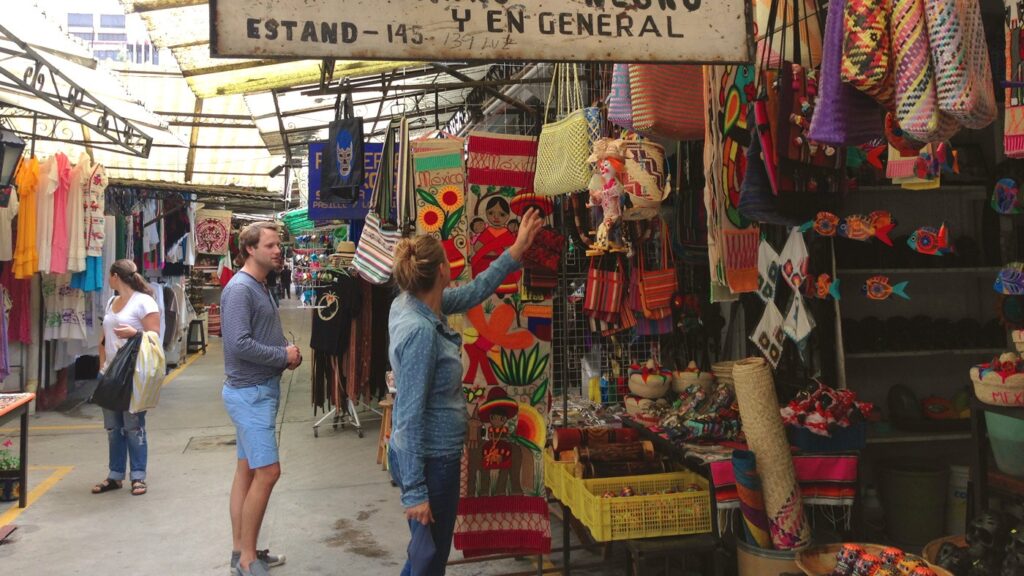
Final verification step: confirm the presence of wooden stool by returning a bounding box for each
[624,533,720,576]
[187,319,207,355]
[377,397,394,469]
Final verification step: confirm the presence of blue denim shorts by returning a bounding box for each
[222,377,281,469]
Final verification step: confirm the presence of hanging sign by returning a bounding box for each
[308,141,384,221]
[209,0,753,64]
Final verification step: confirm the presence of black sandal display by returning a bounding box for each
[91,479,122,494]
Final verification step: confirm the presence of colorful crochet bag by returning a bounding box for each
[842,0,896,110]
[891,0,959,142]
[608,63,634,130]
[924,0,997,129]
[629,64,705,141]
[807,0,883,146]
[535,64,601,197]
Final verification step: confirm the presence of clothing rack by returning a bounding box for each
[312,397,383,439]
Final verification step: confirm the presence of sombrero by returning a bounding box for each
[510,193,554,217]
[478,387,519,420]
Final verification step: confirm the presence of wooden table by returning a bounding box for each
[0,393,34,508]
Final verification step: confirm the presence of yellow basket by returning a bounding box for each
[573,470,713,542]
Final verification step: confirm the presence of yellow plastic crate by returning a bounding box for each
[542,449,577,509]
[573,470,713,542]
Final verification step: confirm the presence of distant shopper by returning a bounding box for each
[93,259,161,497]
[280,265,292,300]
[388,208,542,575]
[220,222,301,576]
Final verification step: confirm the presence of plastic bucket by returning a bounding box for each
[945,465,970,535]
[880,461,948,547]
[736,538,805,576]
[986,412,1024,477]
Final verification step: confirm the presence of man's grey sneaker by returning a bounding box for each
[233,558,271,576]
[231,550,286,574]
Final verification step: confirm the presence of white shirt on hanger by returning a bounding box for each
[66,153,90,272]
[36,156,59,272]
[0,187,20,262]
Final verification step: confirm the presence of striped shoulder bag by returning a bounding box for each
[353,119,403,285]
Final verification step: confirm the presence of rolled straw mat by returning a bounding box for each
[733,357,811,550]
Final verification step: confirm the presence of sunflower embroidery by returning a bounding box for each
[418,205,444,233]
[437,185,464,211]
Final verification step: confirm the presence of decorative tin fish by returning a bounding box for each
[802,274,841,301]
[862,275,910,300]
[994,265,1024,295]
[800,211,896,246]
[907,223,953,256]
[993,178,1023,215]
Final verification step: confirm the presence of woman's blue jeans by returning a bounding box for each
[103,408,147,481]
[389,449,462,576]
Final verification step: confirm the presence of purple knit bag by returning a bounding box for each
[608,63,634,130]
[808,0,884,146]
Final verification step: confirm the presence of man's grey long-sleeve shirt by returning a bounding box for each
[221,270,289,388]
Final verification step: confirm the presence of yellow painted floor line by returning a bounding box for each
[163,352,202,387]
[0,465,74,525]
[0,353,201,434]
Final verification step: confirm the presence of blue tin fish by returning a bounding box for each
[995,266,1024,295]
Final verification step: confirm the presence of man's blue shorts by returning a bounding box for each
[222,377,281,469]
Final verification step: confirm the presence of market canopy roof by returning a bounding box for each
[121,0,419,98]
[0,5,181,157]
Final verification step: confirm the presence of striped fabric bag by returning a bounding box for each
[353,119,403,285]
[924,0,997,129]
[629,64,705,140]
[842,0,896,111]
[583,255,625,321]
[636,221,677,320]
[608,63,634,130]
[891,0,958,142]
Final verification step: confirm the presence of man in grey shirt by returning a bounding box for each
[220,222,301,576]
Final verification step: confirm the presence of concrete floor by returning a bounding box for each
[0,300,639,576]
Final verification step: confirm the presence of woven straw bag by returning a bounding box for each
[629,64,705,140]
[608,63,634,130]
[620,136,669,221]
[891,0,959,142]
[924,0,996,129]
[841,0,896,110]
[535,64,601,197]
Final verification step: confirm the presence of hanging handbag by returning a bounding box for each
[807,0,883,146]
[320,88,364,203]
[521,226,565,273]
[629,64,705,140]
[628,272,673,336]
[535,64,601,197]
[891,0,959,142]
[353,119,404,285]
[636,220,677,320]
[923,0,996,129]
[841,0,896,111]
[583,254,625,321]
[608,63,634,130]
[620,135,670,221]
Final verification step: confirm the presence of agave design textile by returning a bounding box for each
[453,156,553,557]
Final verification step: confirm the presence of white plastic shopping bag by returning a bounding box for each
[130,331,166,414]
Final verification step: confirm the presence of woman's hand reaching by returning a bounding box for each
[508,208,544,263]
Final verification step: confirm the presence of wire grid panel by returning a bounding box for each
[550,205,662,407]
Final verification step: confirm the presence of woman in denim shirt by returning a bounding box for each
[388,208,542,575]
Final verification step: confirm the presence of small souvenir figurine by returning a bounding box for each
[586,139,629,256]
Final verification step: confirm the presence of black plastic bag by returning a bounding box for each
[320,89,364,203]
[91,334,142,412]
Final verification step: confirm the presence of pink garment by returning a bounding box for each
[49,152,71,273]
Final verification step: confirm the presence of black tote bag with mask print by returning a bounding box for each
[320,89,364,203]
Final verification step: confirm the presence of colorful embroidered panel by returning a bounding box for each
[195,209,232,255]
[412,139,470,284]
[455,131,552,557]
